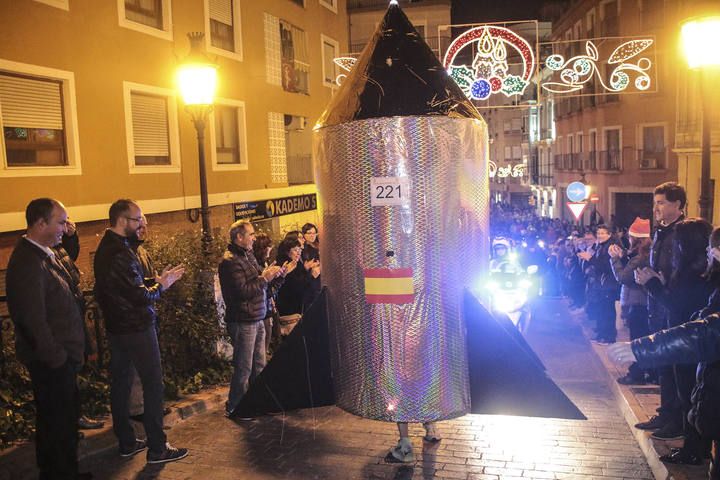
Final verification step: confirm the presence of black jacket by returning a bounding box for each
[94,230,163,334]
[648,215,683,329]
[6,238,85,368]
[632,314,720,438]
[585,239,619,303]
[218,243,269,322]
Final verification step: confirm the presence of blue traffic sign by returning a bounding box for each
[566,182,588,202]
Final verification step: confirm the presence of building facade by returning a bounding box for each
[546,0,678,229]
[0,0,348,274]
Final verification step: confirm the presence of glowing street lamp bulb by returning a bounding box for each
[387,402,396,411]
[177,64,218,105]
[681,16,720,69]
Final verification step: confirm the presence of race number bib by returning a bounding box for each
[370,177,410,207]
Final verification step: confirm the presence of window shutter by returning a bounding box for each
[0,73,64,130]
[131,92,169,157]
[209,0,232,26]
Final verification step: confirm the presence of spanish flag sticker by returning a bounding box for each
[364,268,414,304]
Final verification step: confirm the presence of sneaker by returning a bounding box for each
[650,424,685,441]
[385,438,414,464]
[617,373,646,385]
[635,415,666,431]
[422,422,442,443]
[146,443,189,464]
[119,439,147,458]
[78,416,104,430]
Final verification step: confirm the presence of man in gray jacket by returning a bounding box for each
[6,198,91,480]
[218,220,286,417]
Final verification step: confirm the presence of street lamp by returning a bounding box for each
[680,15,720,221]
[176,32,218,249]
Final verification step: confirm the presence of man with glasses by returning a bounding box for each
[94,199,187,464]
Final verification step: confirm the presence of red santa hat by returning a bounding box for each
[628,217,651,238]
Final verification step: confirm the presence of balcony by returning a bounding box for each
[571,152,585,171]
[598,149,624,171]
[638,149,665,169]
[587,151,597,171]
[553,154,564,170]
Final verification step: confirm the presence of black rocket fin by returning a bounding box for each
[316,0,481,128]
[464,291,586,420]
[492,311,546,371]
[234,289,335,417]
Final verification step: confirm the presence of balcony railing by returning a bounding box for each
[587,151,597,171]
[572,152,585,170]
[599,149,624,171]
[638,149,665,169]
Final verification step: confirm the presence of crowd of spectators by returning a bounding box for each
[492,182,720,478]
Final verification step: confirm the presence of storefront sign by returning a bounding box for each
[233,193,317,221]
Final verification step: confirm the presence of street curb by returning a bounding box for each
[568,307,673,480]
[0,385,228,480]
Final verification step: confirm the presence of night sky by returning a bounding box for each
[451,0,549,24]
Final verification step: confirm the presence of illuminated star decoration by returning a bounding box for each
[333,57,357,86]
[542,39,653,94]
[443,25,536,101]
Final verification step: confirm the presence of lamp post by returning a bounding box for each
[176,32,218,252]
[681,15,720,221]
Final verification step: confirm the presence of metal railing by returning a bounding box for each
[598,149,623,171]
[587,151,597,171]
[638,149,665,169]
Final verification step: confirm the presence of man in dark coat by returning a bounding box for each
[633,182,686,439]
[93,199,186,464]
[5,198,91,479]
[578,225,618,344]
[609,315,720,478]
[218,220,284,417]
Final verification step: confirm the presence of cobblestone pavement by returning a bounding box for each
[81,298,654,480]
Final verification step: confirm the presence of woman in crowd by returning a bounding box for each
[252,233,283,354]
[301,223,320,262]
[276,236,319,317]
[608,217,652,385]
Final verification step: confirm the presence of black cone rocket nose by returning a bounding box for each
[316,2,481,128]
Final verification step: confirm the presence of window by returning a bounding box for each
[118,0,172,41]
[601,0,619,36]
[319,0,337,13]
[290,0,304,6]
[640,125,665,168]
[321,34,339,88]
[504,146,512,160]
[209,99,248,171]
[586,9,596,37]
[511,146,521,160]
[641,0,664,32]
[0,60,81,177]
[123,82,181,173]
[284,114,313,184]
[280,21,309,94]
[205,0,243,60]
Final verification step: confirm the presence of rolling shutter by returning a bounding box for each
[131,92,169,157]
[0,73,64,130]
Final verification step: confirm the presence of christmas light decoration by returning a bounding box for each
[333,56,358,86]
[542,39,653,94]
[443,25,536,100]
[488,161,525,178]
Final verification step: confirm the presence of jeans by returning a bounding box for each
[28,360,79,480]
[108,327,166,454]
[226,321,266,413]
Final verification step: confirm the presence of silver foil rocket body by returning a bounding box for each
[314,116,489,422]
